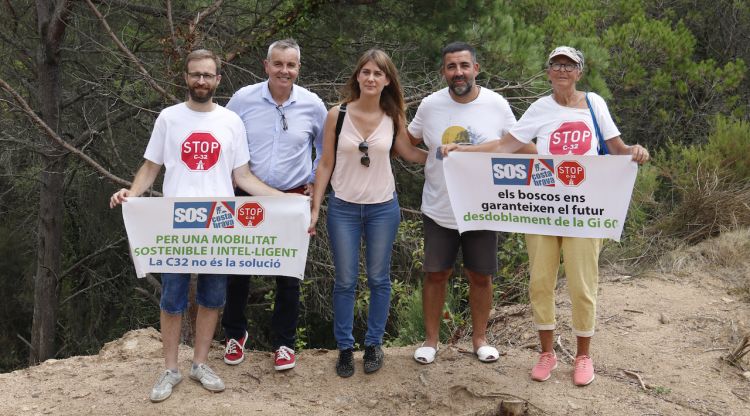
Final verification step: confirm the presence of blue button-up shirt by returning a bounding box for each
[226,81,327,190]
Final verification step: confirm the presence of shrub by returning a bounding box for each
[654,116,750,244]
[604,116,750,267]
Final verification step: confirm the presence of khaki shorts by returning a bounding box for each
[422,214,498,275]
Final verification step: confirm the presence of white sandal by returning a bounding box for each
[475,345,499,363]
[413,343,438,364]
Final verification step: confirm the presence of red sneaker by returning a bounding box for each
[223,331,247,365]
[274,346,296,371]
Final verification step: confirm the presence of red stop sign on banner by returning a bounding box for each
[181,132,221,171]
[556,160,585,186]
[237,202,265,227]
[549,121,593,155]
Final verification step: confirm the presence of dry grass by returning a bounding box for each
[658,228,750,274]
[657,169,750,245]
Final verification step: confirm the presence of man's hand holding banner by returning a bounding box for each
[443,153,637,241]
[122,196,310,278]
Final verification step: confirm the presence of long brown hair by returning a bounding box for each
[341,49,405,135]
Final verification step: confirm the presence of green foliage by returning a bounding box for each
[3,0,750,370]
[602,15,745,147]
[386,283,424,346]
[387,277,471,347]
[611,116,750,261]
[669,116,750,184]
[495,233,530,306]
[655,117,750,243]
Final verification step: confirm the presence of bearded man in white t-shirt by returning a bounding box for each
[110,49,282,403]
[408,42,534,365]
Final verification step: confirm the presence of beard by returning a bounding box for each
[448,76,474,96]
[188,85,216,103]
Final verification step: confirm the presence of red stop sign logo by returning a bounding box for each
[549,121,593,155]
[181,132,221,171]
[237,202,265,227]
[557,160,585,186]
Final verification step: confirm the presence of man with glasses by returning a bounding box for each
[408,42,532,365]
[221,39,326,371]
[109,49,282,402]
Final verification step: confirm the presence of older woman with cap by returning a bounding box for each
[442,46,649,386]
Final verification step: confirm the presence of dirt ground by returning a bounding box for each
[2,232,750,416]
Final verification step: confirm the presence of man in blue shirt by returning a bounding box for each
[222,39,326,371]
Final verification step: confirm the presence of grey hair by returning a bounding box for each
[267,38,301,62]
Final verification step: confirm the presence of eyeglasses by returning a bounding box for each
[275,105,288,131]
[549,63,579,72]
[187,72,217,81]
[358,141,370,167]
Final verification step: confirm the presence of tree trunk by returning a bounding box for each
[29,0,68,365]
[29,160,65,364]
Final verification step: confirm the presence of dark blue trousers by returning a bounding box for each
[222,275,300,350]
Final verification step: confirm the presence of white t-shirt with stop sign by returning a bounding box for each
[509,92,620,156]
[144,103,250,197]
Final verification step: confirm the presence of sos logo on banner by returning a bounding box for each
[492,158,531,185]
[181,132,221,171]
[549,121,593,155]
[492,158,556,187]
[173,201,235,228]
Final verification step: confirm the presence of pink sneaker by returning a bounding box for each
[573,355,595,386]
[274,346,296,371]
[531,352,558,381]
[223,331,248,365]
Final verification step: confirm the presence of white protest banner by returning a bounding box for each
[443,153,637,241]
[122,196,310,278]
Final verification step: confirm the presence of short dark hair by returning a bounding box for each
[441,42,477,66]
[184,49,221,74]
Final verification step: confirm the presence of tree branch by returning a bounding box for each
[83,0,180,104]
[190,0,223,32]
[224,0,330,63]
[0,77,151,191]
[166,0,176,46]
[59,271,125,306]
[93,0,187,19]
[71,102,155,147]
[60,237,127,279]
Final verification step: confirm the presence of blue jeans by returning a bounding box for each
[160,273,227,314]
[327,193,400,350]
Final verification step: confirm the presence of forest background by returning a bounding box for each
[1,0,749,372]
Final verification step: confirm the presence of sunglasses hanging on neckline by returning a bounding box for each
[358,141,370,167]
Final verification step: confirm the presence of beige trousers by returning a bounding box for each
[525,234,602,337]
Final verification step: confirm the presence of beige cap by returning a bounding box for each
[548,46,584,69]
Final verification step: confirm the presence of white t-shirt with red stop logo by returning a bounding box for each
[510,92,620,156]
[144,103,250,197]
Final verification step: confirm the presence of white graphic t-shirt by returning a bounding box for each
[409,87,516,229]
[144,103,250,197]
[510,93,620,156]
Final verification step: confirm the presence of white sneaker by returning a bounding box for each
[189,363,225,392]
[149,369,182,402]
